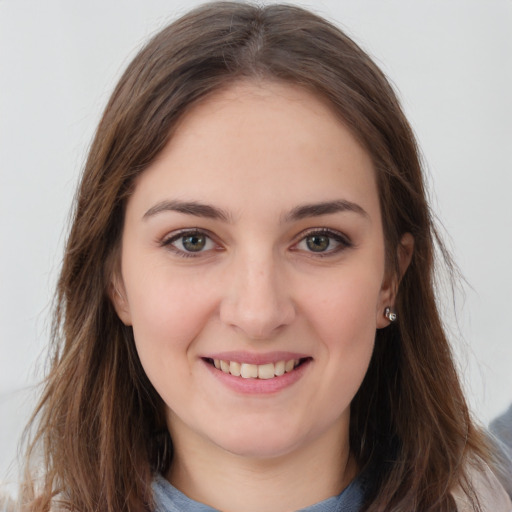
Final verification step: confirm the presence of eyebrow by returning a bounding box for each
[283,200,369,222]
[143,198,368,223]
[143,200,231,222]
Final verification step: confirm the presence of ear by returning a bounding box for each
[109,275,133,326]
[376,233,414,328]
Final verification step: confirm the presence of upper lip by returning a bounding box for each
[203,351,310,365]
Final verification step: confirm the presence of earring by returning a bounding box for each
[384,307,397,322]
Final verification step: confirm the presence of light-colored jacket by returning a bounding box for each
[452,463,512,512]
[2,467,510,511]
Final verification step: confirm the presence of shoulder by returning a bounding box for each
[451,462,512,512]
[0,493,16,512]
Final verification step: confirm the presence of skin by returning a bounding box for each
[112,81,412,512]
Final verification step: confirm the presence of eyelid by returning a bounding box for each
[159,227,352,258]
[161,228,221,258]
[291,227,353,255]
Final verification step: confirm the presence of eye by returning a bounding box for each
[305,234,331,252]
[294,229,352,255]
[162,229,217,257]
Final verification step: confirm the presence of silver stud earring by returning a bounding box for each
[384,307,397,322]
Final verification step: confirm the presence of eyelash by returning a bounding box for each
[161,228,353,258]
[292,228,353,257]
[161,229,219,258]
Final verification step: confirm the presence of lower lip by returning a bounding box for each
[202,359,311,394]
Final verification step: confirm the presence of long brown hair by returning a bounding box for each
[21,2,491,510]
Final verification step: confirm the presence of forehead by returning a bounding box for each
[128,80,380,223]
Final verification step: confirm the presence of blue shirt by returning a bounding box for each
[152,474,365,512]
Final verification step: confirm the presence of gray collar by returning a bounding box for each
[152,473,365,512]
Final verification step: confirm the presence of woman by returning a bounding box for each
[18,2,510,511]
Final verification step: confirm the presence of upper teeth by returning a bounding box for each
[213,359,300,379]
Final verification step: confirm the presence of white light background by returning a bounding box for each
[1,0,511,488]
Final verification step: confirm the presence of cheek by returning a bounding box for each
[300,269,382,399]
[305,269,383,342]
[122,263,217,368]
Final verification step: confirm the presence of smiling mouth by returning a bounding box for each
[205,358,310,379]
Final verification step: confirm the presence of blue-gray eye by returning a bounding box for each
[164,230,216,255]
[305,234,331,252]
[296,229,351,255]
[182,234,207,252]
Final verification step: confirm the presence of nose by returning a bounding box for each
[219,251,296,340]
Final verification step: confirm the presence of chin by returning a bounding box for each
[220,435,301,460]
[207,420,312,460]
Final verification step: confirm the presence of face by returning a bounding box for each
[113,81,397,461]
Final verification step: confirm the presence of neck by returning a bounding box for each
[166,418,356,512]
